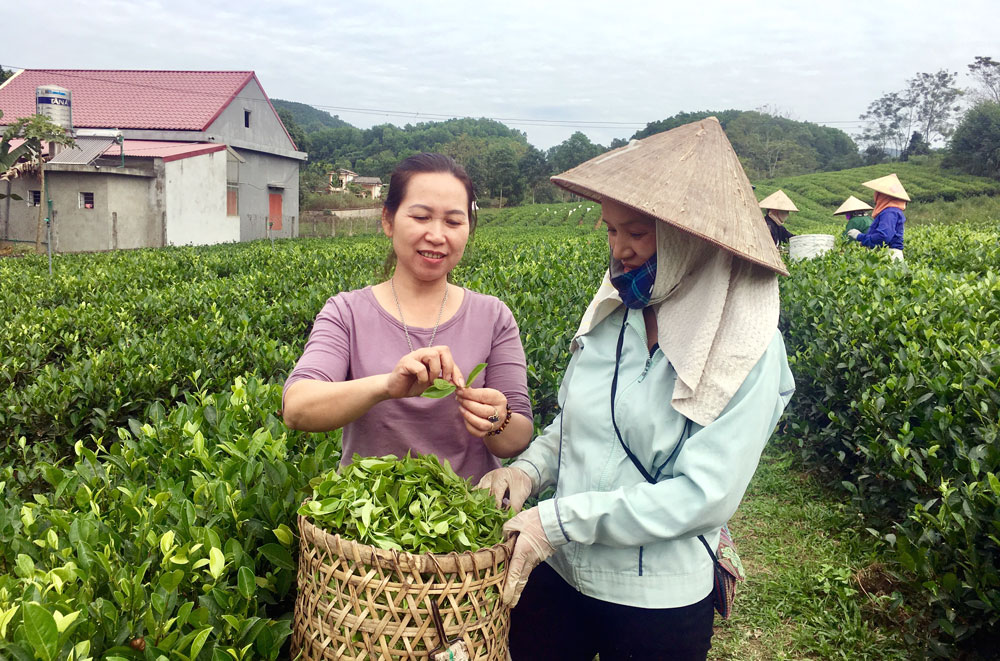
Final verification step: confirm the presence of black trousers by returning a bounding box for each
[509,562,715,661]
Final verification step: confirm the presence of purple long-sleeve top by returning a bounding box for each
[284,286,532,482]
[858,207,905,250]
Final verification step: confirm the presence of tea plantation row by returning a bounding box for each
[0,228,606,659]
[2,214,998,655]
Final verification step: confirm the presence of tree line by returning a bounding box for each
[274,99,863,208]
[857,55,1000,179]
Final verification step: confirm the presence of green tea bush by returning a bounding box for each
[0,377,342,659]
[780,239,1000,647]
[0,230,606,454]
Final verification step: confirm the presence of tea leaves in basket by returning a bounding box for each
[299,453,513,554]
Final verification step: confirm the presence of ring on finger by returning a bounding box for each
[487,407,500,424]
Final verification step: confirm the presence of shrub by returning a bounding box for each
[946,101,1000,179]
[780,240,1000,648]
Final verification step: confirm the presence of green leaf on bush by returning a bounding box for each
[209,547,226,579]
[260,543,295,571]
[189,626,213,659]
[237,566,257,600]
[22,602,59,661]
[158,569,185,592]
[272,524,294,546]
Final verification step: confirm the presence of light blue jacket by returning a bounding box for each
[511,306,795,608]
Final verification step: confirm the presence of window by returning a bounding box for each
[244,109,251,128]
[79,192,94,209]
[227,185,239,216]
[28,190,41,206]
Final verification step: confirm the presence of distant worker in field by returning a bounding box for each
[758,190,798,246]
[846,174,908,260]
[833,195,873,238]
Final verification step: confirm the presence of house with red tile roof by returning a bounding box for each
[0,69,307,251]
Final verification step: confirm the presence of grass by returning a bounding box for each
[904,193,1000,226]
[708,443,911,660]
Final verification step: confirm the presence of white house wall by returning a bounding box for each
[164,151,237,246]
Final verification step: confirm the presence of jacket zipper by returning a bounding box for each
[637,355,653,382]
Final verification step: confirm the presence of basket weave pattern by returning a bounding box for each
[292,514,513,660]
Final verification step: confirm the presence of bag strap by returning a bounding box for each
[610,312,721,568]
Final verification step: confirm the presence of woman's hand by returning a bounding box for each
[456,386,508,438]
[385,346,465,399]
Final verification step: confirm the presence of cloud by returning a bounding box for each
[5,0,998,148]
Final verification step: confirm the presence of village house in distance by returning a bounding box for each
[328,168,383,199]
[0,69,307,252]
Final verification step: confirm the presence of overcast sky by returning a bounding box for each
[4,0,997,149]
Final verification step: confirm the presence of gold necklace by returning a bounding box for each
[389,279,449,352]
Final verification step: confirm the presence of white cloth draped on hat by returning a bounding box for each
[573,222,779,427]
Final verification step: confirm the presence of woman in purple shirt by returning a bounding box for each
[283,153,532,482]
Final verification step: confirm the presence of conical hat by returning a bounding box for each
[833,195,873,215]
[550,117,788,276]
[862,173,910,201]
[757,189,798,212]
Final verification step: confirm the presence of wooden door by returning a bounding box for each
[268,192,283,231]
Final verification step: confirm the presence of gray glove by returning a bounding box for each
[847,228,861,240]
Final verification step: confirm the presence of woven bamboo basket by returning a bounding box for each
[292,513,514,660]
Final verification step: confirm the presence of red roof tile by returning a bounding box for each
[0,70,256,131]
[103,140,227,162]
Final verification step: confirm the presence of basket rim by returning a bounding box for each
[298,510,514,574]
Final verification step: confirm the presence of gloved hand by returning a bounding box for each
[501,507,557,607]
[477,466,535,511]
[847,228,861,240]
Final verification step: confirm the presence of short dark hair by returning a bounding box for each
[380,153,478,279]
[383,153,478,233]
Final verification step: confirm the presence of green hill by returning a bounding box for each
[634,110,862,178]
[271,98,352,133]
[756,159,1000,234]
[479,160,1000,235]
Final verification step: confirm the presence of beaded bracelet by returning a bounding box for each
[485,406,512,437]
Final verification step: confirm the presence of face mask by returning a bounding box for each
[609,253,657,309]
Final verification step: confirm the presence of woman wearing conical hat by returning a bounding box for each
[478,118,795,659]
[758,189,798,246]
[834,195,873,238]
[846,173,908,260]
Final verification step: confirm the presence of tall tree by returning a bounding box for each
[859,70,963,153]
[907,69,963,144]
[726,111,819,179]
[900,131,930,161]
[859,91,913,156]
[946,101,1000,179]
[967,56,1000,104]
[518,145,549,204]
[484,142,521,207]
[547,132,605,174]
[0,66,13,85]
